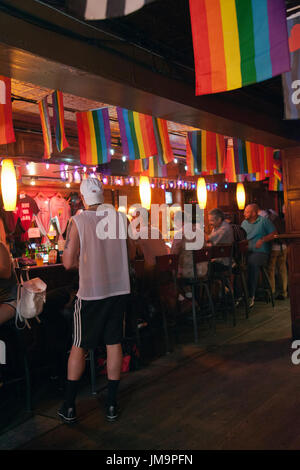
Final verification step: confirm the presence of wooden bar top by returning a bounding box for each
[274,233,300,240]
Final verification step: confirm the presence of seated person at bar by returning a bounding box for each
[171,210,207,279]
[206,208,234,272]
[130,209,169,274]
[0,241,18,326]
[241,203,276,308]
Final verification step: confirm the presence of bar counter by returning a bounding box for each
[16,263,78,291]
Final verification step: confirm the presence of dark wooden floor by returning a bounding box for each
[0,299,298,450]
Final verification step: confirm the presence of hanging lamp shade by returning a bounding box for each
[1,159,17,211]
[139,176,151,210]
[197,177,207,209]
[236,182,246,210]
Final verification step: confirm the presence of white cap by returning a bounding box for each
[80,177,104,206]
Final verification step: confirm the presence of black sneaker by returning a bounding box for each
[106,404,119,422]
[58,402,77,424]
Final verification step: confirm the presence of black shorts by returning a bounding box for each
[72,295,128,350]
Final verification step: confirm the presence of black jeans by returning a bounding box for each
[247,252,269,298]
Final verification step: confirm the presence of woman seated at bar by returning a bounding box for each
[0,241,18,326]
[171,209,207,279]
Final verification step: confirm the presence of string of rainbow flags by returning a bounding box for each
[0,75,283,191]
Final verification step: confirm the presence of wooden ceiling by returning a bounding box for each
[1,0,299,153]
[11,77,198,161]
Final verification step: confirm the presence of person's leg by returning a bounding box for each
[247,253,269,303]
[106,343,123,410]
[104,296,126,420]
[67,345,87,381]
[276,248,288,299]
[266,250,278,297]
[247,253,260,299]
[0,304,15,326]
[58,298,89,423]
[58,345,87,422]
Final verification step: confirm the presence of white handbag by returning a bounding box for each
[15,270,47,330]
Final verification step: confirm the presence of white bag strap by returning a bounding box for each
[15,284,26,330]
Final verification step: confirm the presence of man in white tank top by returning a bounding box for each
[58,178,130,424]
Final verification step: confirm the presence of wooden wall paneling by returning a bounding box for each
[282,147,300,339]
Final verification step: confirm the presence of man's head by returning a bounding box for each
[244,203,259,222]
[208,209,225,229]
[80,177,104,209]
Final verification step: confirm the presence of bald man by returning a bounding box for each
[241,204,276,308]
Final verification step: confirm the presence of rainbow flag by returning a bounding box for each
[148,156,167,178]
[76,107,112,165]
[189,0,290,95]
[186,130,225,176]
[152,117,174,165]
[133,158,149,174]
[52,90,69,152]
[256,144,274,180]
[232,138,260,175]
[216,134,226,173]
[0,76,15,145]
[39,97,52,159]
[117,107,157,160]
[225,146,238,182]
[269,175,283,191]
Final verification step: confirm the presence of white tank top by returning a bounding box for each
[73,209,130,300]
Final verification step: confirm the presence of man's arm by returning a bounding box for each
[62,218,80,270]
[255,218,277,249]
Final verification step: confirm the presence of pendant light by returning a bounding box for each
[139,176,151,210]
[1,159,17,211]
[236,182,246,210]
[197,177,207,209]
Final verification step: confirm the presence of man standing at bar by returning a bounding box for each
[241,204,276,308]
[58,178,130,424]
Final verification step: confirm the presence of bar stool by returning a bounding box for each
[259,266,275,307]
[155,254,179,353]
[232,240,250,319]
[209,244,236,326]
[179,247,215,344]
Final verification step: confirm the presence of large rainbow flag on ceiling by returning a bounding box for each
[117,107,157,160]
[186,130,226,176]
[0,76,15,145]
[76,107,112,165]
[189,0,290,95]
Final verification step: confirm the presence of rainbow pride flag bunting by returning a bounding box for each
[133,158,149,174]
[269,175,283,191]
[76,107,112,165]
[148,156,168,178]
[52,90,69,152]
[117,107,157,160]
[232,138,260,175]
[189,0,290,95]
[152,117,174,165]
[256,144,274,180]
[225,146,237,182]
[186,130,226,176]
[0,76,15,145]
[39,97,52,159]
